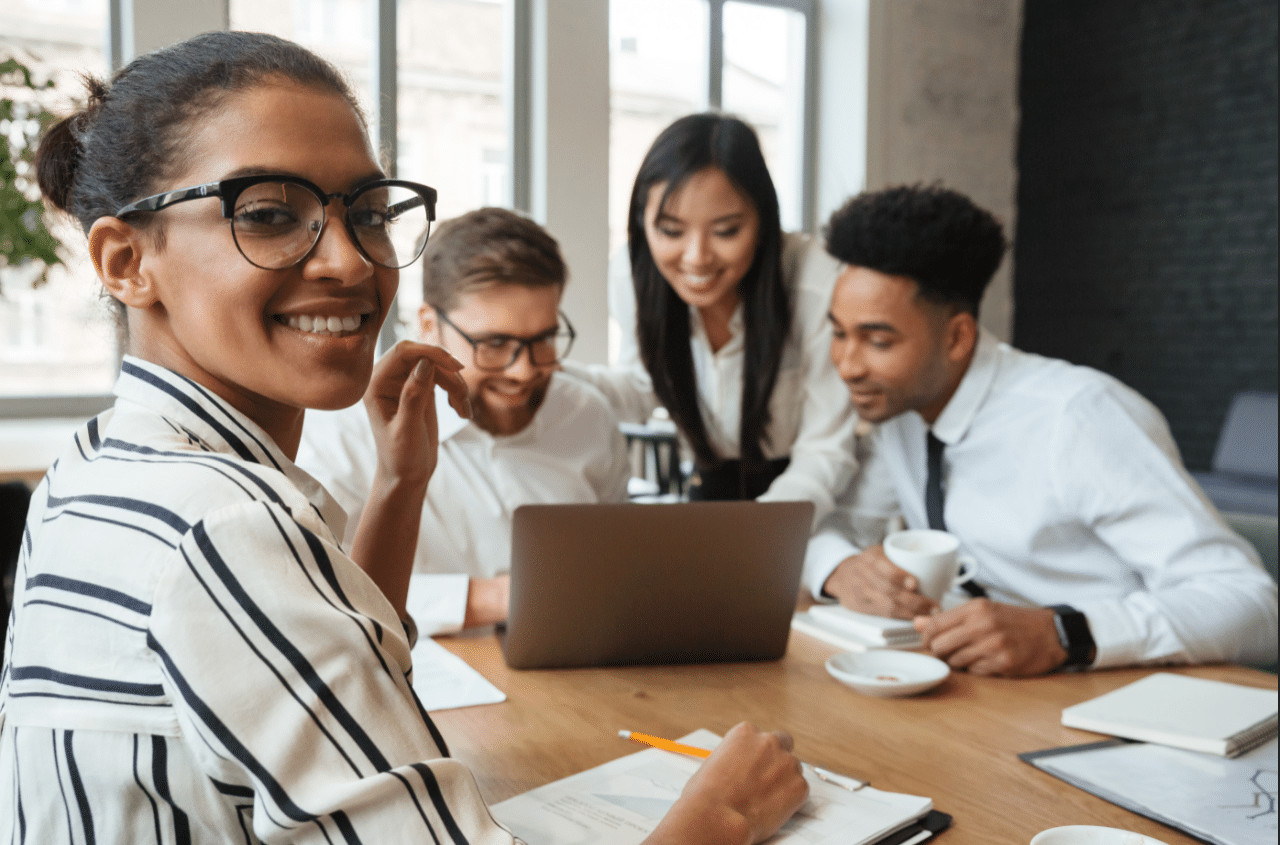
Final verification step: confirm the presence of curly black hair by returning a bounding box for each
[823,184,1006,315]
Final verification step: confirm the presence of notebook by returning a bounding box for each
[501,500,813,670]
[491,728,938,845]
[797,605,923,648]
[1060,672,1278,757]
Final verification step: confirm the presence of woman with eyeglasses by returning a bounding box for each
[569,114,856,516]
[0,31,806,845]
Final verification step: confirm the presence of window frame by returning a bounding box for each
[710,0,818,233]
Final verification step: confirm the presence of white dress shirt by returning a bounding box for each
[298,371,629,635]
[566,232,856,520]
[805,329,1279,669]
[1,357,523,844]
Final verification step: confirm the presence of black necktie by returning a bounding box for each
[925,431,947,531]
[925,431,987,598]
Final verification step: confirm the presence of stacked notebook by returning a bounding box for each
[1060,672,1277,757]
[791,604,923,651]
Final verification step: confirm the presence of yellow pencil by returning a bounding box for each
[618,730,712,758]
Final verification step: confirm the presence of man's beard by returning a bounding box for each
[469,378,550,436]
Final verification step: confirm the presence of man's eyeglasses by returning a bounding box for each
[436,309,576,371]
[114,174,437,270]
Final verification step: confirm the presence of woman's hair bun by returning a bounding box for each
[34,75,107,214]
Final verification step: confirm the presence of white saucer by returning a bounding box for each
[825,650,950,697]
[1030,826,1170,845]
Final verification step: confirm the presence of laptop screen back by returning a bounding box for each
[502,500,813,669]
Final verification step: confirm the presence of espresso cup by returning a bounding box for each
[1030,826,1170,845]
[882,529,975,601]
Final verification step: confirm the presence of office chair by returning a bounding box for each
[1192,391,1278,517]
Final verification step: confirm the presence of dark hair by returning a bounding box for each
[628,113,790,473]
[823,184,1007,316]
[421,207,566,312]
[34,31,362,326]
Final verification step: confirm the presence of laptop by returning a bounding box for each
[501,500,814,670]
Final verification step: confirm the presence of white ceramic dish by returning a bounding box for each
[1030,826,1170,845]
[825,650,950,697]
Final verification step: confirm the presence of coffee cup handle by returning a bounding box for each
[954,556,977,586]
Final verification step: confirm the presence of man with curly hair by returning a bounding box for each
[805,184,1276,676]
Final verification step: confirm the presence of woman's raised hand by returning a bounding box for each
[363,340,469,489]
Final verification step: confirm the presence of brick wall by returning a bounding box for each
[1014,0,1277,470]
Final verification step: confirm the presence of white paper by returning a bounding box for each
[409,635,506,711]
[1034,737,1278,845]
[491,729,931,845]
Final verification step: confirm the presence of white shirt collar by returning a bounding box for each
[114,355,348,537]
[929,326,1002,446]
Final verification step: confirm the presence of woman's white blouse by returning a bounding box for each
[569,232,856,520]
[0,357,521,844]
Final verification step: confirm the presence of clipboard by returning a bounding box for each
[1020,737,1279,845]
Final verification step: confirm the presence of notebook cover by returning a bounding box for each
[1060,673,1277,756]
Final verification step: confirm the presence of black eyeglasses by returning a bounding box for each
[114,174,437,270]
[436,308,576,371]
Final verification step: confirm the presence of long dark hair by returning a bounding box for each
[628,113,791,472]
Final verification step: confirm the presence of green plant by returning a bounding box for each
[0,55,63,296]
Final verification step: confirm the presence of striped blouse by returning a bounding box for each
[1,357,521,844]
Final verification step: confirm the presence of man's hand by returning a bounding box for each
[463,575,510,628]
[821,545,939,619]
[914,599,1067,677]
[645,722,808,845]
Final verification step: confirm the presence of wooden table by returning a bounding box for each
[432,626,1276,844]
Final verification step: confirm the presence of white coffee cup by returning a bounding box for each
[1030,826,1170,845]
[882,529,975,601]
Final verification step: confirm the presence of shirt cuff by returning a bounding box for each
[1070,598,1141,669]
[803,530,859,601]
[405,573,470,637]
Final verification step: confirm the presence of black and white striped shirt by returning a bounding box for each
[1,357,521,844]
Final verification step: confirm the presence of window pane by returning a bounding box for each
[1,0,117,399]
[609,0,709,255]
[394,0,507,334]
[722,1,807,231]
[230,0,376,119]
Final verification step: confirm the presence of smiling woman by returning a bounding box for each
[0,30,808,845]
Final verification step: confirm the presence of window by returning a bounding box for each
[393,0,507,335]
[608,0,815,253]
[1,0,118,403]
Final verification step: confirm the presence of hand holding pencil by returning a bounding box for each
[637,721,808,845]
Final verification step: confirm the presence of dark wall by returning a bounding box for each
[1014,1,1277,470]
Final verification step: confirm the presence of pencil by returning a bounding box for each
[618,730,712,758]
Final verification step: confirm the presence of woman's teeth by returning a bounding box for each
[285,315,363,335]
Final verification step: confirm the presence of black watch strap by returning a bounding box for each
[1049,604,1095,669]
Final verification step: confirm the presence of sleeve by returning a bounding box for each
[559,249,661,425]
[149,501,521,844]
[801,426,903,598]
[594,407,633,505]
[1051,385,1279,669]
[757,240,858,525]
[407,572,471,637]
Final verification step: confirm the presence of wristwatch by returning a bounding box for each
[1049,604,1095,669]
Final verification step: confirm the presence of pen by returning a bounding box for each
[618,730,867,791]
